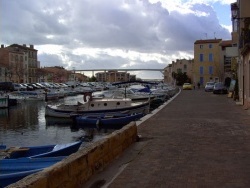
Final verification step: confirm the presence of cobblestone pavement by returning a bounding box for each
[83,89,250,188]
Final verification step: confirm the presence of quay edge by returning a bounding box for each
[6,122,138,188]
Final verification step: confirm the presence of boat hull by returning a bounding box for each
[73,113,143,128]
[2,141,82,159]
[0,156,64,187]
[0,95,9,108]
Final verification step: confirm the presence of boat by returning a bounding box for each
[1,141,82,159]
[0,156,65,187]
[0,93,9,108]
[92,88,155,102]
[72,112,144,128]
[0,156,65,173]
[1,168,42,188]
[45,93,150,118]
[8,91,45,101]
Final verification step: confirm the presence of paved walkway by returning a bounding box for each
[83,89,250,188]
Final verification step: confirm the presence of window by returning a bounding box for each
[199,66,204,74]
[200,45,203,49]
[209,44,213,48]
[209,53,213,62]
[209,66,213,74]
[199,54,204,62]
[183,64,187,71]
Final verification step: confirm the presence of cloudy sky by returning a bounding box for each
[0,0,235,79]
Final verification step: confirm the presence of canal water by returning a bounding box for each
[0,95,113,148]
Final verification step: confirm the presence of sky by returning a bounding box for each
[0,0,236,79]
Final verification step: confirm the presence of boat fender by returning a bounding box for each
[83,92,92,102]
[96,118,100,130]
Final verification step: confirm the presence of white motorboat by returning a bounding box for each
[45,93,150,118]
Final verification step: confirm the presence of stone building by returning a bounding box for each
[0,44,39,83]
[95,70,133,82]
[163,59,193,85]
[231,0,250,109]
[163,64,173,84]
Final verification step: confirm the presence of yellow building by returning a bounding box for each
[193,39,224,86]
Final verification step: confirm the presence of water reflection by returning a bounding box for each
[0,95,120,148]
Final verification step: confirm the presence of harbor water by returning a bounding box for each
[0,95,112,148]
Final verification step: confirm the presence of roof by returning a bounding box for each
[220,40,233,47]
[8,44,37,51]
[194,39,222,44]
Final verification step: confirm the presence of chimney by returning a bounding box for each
[1,44,4,48]
[30,44,34,49]
[23,44,26,47]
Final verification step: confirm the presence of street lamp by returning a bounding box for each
[231,3,238,20]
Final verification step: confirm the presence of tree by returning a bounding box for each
[172,71,190,86]
[88,76,97,82]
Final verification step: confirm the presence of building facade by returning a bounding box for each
[163,64,173,84]
[163,59,194,85]
[95,70,133,82]
[231,0,250,109]
[0,44,39,83]
[193,39,224,86]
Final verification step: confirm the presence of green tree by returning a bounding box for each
[172,72,190,86]
[88,76,97,82]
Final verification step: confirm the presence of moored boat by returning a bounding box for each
[0,93,9,108]
[1,141,82,159]
[0,156,65,173]
[8,91,45,101]
[72,112,143,128]
[45,93,150,118]
[0,156,65,187]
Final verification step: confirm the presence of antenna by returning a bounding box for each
[214,32,216,39]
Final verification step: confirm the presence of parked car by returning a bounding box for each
[213,82,228,94]
[13,83,27,91]
[182,83,192,90]
[205,82,215,92]
[21,83,34,91]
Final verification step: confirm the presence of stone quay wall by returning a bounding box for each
[7,122,138,188]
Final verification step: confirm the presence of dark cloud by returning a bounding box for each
[39,53,64,67]
[0,0,231,79]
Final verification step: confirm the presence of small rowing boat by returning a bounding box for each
[1,141,82,159]
[0,156,65,187]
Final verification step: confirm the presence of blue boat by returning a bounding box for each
[73,112,143,128]
[2,141,82,159]
[0,156,65,187]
